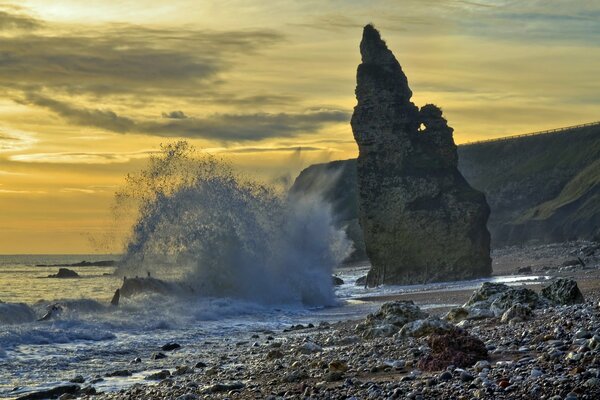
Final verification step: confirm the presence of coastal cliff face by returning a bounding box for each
[350,25,492,286]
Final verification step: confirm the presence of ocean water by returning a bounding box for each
[0,254,551,398]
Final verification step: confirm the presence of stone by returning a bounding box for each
[16,385,80,400]
[328,360,349,373]
[541,278,585,305]
[47,268,79,278]
[399,317,453,337]
[356,301,428,338]
[350,24,491,286]
[500,303,533,323]
[444,307,469,323]
[69,375,84,384]
[417,328,488,371]
[332,276,345,286]
[151,352,167,360]
[105,370,132,377]
[464,282,510,309]
[161,342,181,351]
[355,275,368,286]
[298,341,322,354]
[145,370,170,380]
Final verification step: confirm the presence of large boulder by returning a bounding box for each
[417,328,488,371]
[356,300,428,338]
[541,278,585,305]
[351,24,491,286]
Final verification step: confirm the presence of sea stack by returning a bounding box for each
[351,25,492,286]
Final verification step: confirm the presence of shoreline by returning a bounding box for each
[5,240,600,400]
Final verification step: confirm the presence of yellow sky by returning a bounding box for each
[1,0,599,253]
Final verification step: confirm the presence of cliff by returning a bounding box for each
[291,123,600,258]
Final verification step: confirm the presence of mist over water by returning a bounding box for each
[116,142,352,306]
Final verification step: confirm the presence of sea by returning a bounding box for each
[0,254,550,398]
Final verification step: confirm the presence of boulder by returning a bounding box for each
[351,24,491,286]
[48,268,79,278]
[399,317,453,337]
[489,287,544,316]
[417,329,488,371]
[541,278,585,305]
[500,303,533,323]
[356,300,428,338]
[464,282,510,309]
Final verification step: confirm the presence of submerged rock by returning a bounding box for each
[16,385,80,400]
[541,278,585,305]
[350,24,491,286]
[48,268,79,278]
[332,276,344,286]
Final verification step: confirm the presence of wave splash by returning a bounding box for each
[116,142,351,306]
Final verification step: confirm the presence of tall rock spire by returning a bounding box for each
[351,25,492,286]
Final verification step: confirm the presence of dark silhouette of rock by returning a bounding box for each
[15,385,80,400]
[48,268,79,278]
[350,25,492,286]
[332,276,344,286]
[161,342,181,351]
[110,289,120,306]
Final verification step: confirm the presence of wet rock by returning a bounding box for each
[151,352,167,360]
[500,303,533,323]
[145,370,170,380]
[355,275,368,286]
[417,329,488,371]
[161,342,181,351]
[332,276,345,286]
[194,361,207,368]
[69,375,85,384]
[541,278,585,305]
[176,395,199,400]
[351,25,491,286]
[105,370,132,377]
[356,301,428,338]
[173,366,193,376]
[47,268,79,278]
[399,317,453,337]
[16,385,80,400]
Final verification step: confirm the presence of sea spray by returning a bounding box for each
[116,142,352,306]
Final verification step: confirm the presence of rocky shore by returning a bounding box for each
[14,241,600,400]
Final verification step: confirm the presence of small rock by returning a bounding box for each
[145,370,170,380]
[161,343,181,351]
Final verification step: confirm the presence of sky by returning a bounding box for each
[0,0,599,254]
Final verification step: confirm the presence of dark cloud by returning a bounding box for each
[0,10,284,97]
[215,146,325,154]
[24,93,136,133]
[24,94,350,141]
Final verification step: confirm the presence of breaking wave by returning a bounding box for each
[115,142,352,306]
